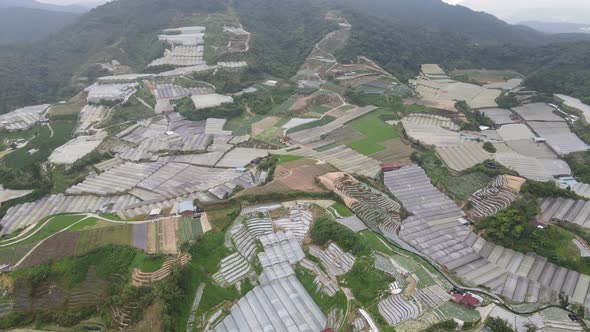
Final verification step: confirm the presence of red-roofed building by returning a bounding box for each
[450,292,481,309]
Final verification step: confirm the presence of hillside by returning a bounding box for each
[0,0,87,13]
[0,8,81,43]
[0,0,590,112]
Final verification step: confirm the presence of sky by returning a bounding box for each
[36,0,108,5]
[445,0,590,24]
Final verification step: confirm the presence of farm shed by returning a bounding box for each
[49,133,106,165]
[178,201,196,216]
[504,139,557,159]
[538,197,590,229]
[496,124,537,141]
[289,106,377,144]
[0,104,50,131]
[277,143,381,178]
[215,148,268,168]
[512,103,565,122]
[85,83,137,103]
[97,74,153,83]
[384,167,590,307]
[526,121,589,155]
[0,194,140,235]
[75,105,108,135]
[494,153,555,182]
[191,94,234,110]
[401,119,462,147]
[556,94,590,123]
[479,108,515,125]
[213,275,327,331]
[154,84,213,100]
[436,142,493,172]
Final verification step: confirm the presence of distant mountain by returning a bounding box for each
[520,21,590,35]
[0,0,88,13]
[337,0,590,46]
[0,7,80,43]
[459,0,590,25]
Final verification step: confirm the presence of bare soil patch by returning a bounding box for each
[275,159,336,192]
[251,116,281,137]
[20,232,80,268]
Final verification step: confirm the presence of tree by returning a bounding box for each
[483,142,496,153]
[485,317,515,332]
[496,93,519,109]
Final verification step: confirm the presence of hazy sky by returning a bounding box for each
[446,0,590,23]
[37,0,108,5]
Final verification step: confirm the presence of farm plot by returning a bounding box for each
[18,231,80,269]
[318,172,401,230]
[74,224,132,256]
[440,172,491,201]
[435,302,480,323]
[272,158,335,193]
[176,216,202,246]
[467,175,521,220]
[436,142,493,172]
[3,120,76,170]
[345,110,400,155]
[276,142,382,178]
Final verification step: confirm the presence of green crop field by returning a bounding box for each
[436,302,481,323]
[287,115,336,134]
[330,202,354,218]
[177,216,202,245]
[74,224,132,255]
[441,172,491,200]
[346,110,399,155]
[270,98,297,115]
[3,121,75,169]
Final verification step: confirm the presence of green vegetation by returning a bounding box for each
[423,320,459,332]
[175,96,244,121]
[74,224,132,256]
[9,215,86,246]
[436,302,481,323]
[202,200,241,232]
[476,198,590,275]
[295,266,347,314]
[521,180,583,199]
[101,96,154,127]
[410,150,449,185]
[483,142,496,153]
[0,0,225,114]
[485,317,515,332]
[132,252,166,272]
[330,202,354,217]
[162,231,239,331]
[360,231,394,255]
[277,155,304,164]
[3,121,74,171]
[347,109,399,155]
[342,256,394,305]
[565,151,590,184]
[496,93,519,109]
[286,115,336,134]
[440,172,492,201]
[5,245,162,329]
[238,90,292,115]
[310,217,369,256]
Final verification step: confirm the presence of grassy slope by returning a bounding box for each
[347,110,399,155]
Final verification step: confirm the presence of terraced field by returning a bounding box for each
[440,172,491,201]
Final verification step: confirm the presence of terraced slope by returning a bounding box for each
[384,165,590,310]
